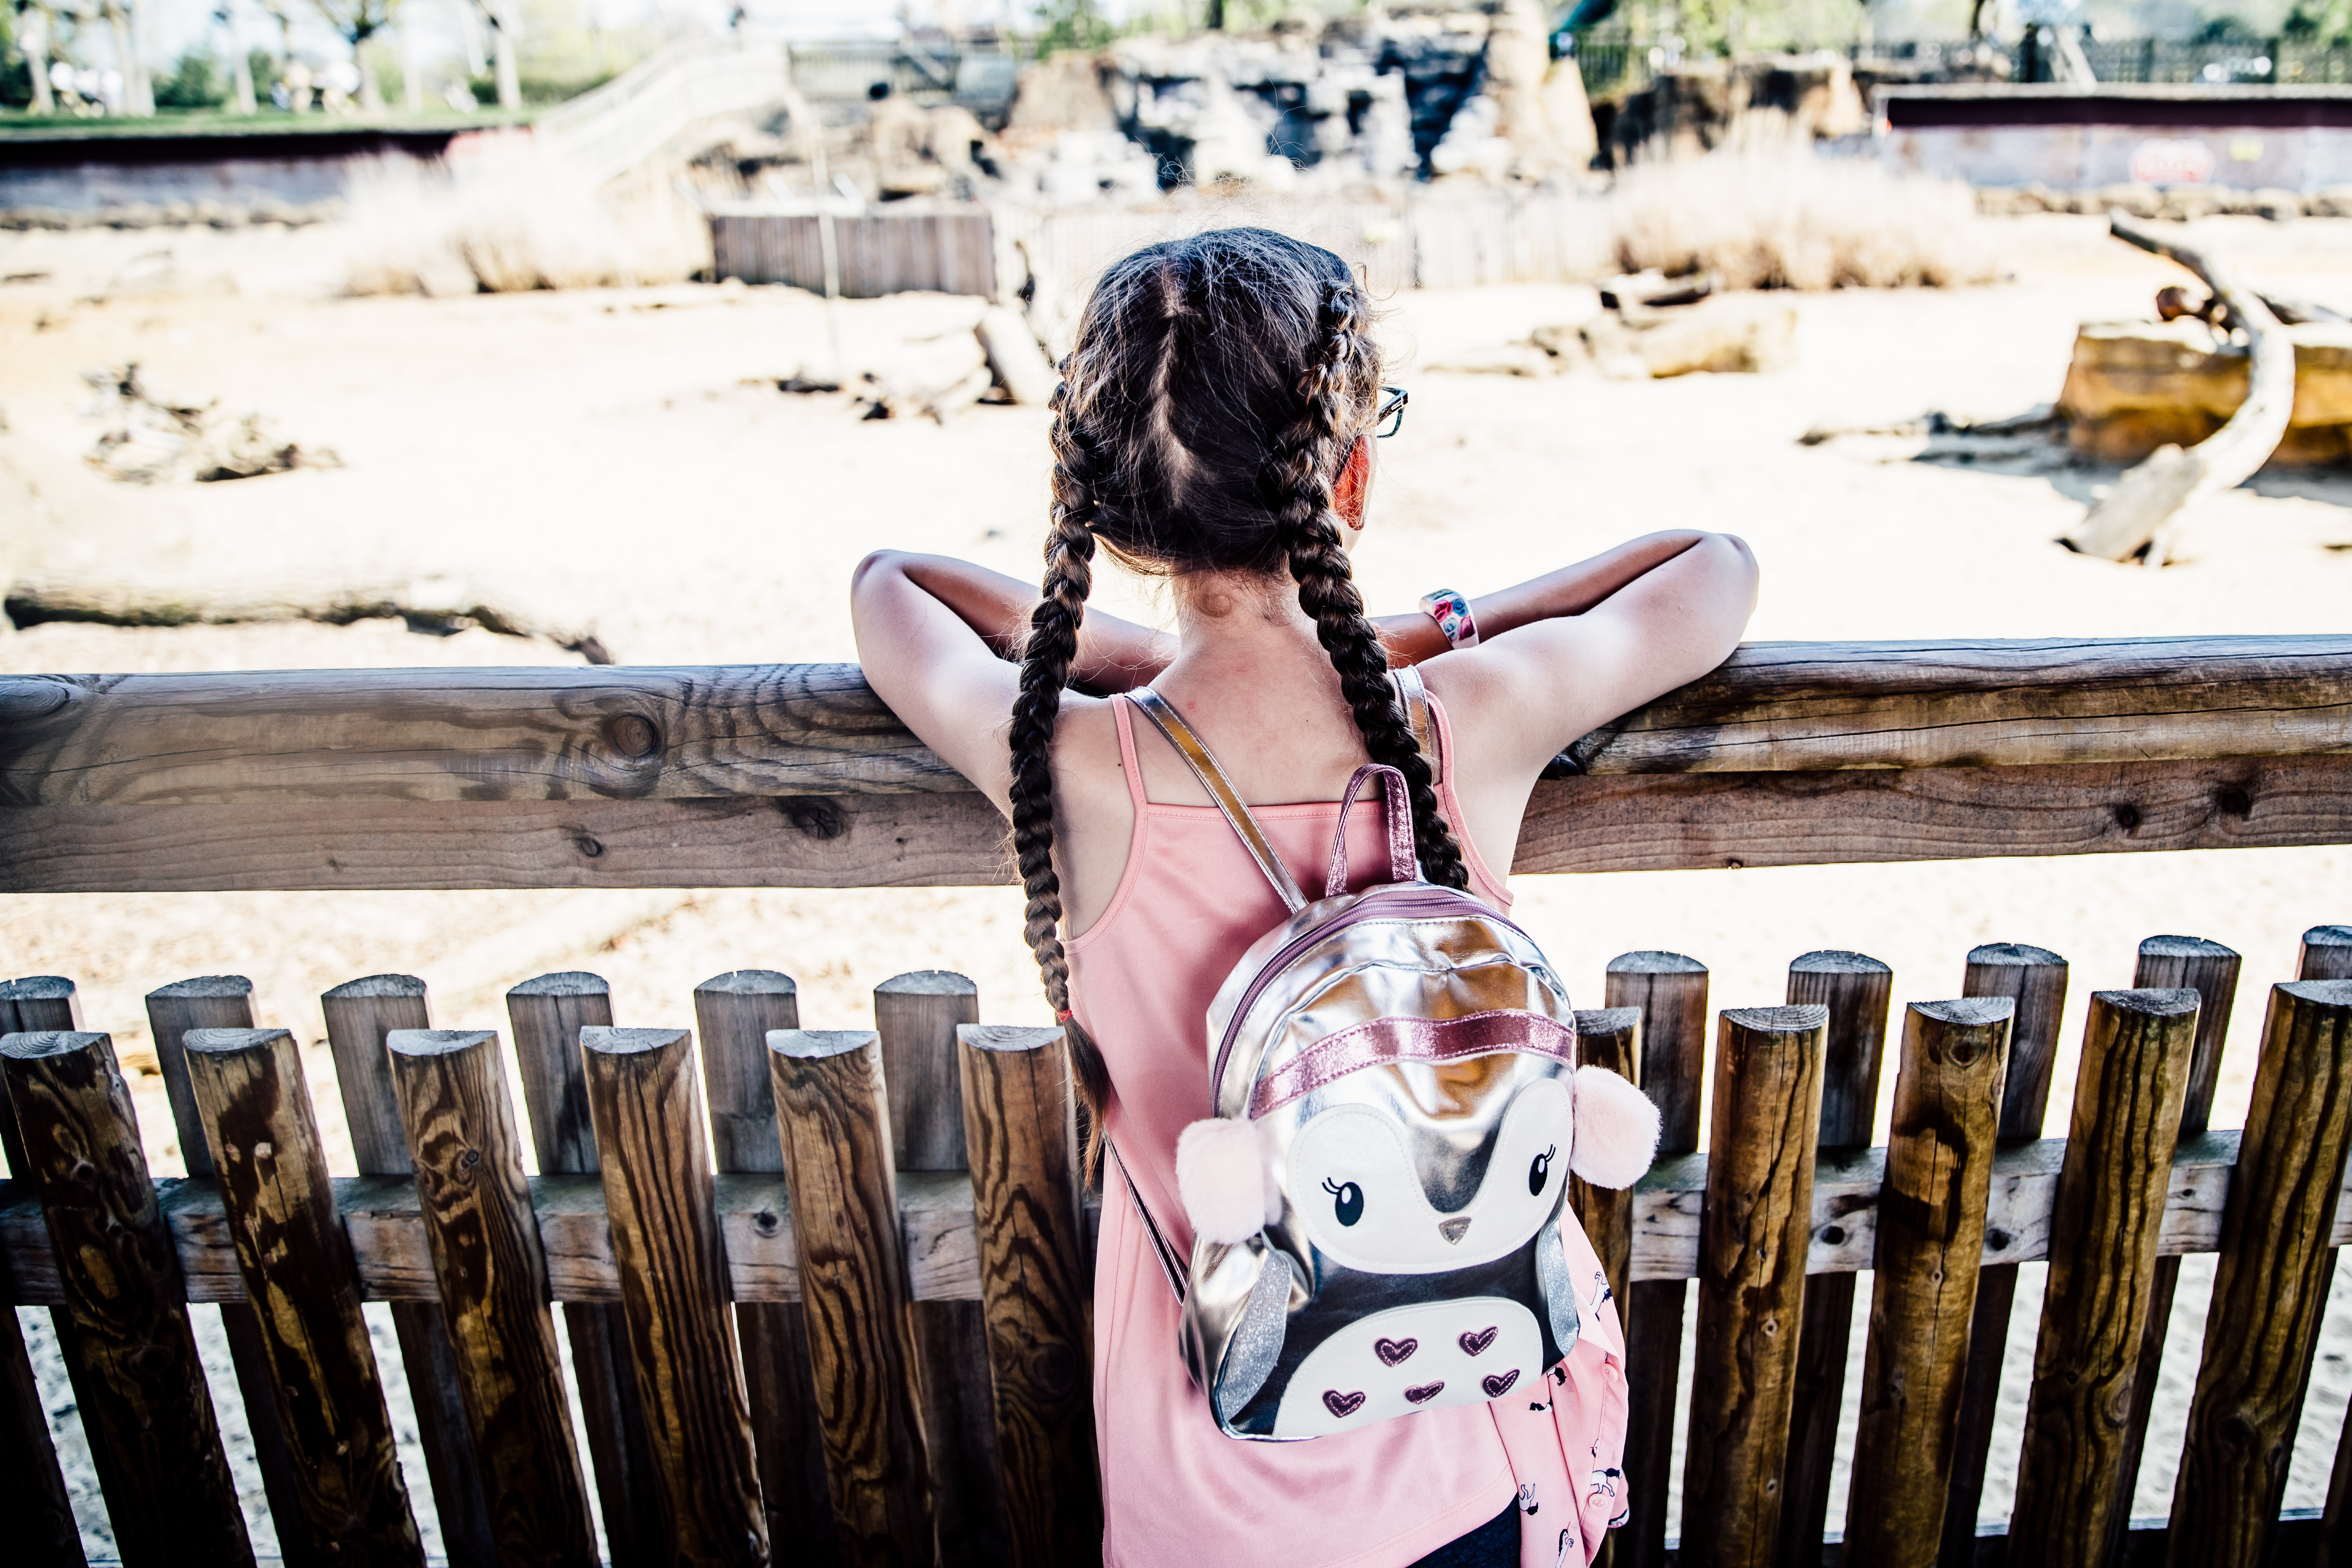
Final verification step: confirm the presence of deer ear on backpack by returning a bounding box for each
[1177,1117,1279,1245]
[1568,1064,1661,1190]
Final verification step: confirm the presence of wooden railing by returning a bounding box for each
[3,636,2351,1568]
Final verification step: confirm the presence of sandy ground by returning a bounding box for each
[5,210,2352,1558]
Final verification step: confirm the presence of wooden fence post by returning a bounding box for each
[387,1028,598,1568]
[1941,942,2070,1568]
[143,976,317,1564]
[957,1023,1100,1568]
[579,1025,769,1568]
[1571,1007,1641,1314]
[320,975,498,1568]
[2006,988,2200,1568]
[2166,980,2352,1566]
[690,970,839,1567]
[1679,1003,1827,1568]
[2108,935,2242,1543]
[1777,951,1894,1568]
[1606,950,1710,1568]
[767,1028,935,1568]
[183,1026,425,1564]
[879,973,1010,1568]
[1842,997,2014,1567]
[0,974,93,1568]
[0,1029,251,1568]
[506,972,665,1568]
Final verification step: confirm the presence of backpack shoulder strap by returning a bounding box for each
[1129,689,1308,914]
[1390,664,1440,784]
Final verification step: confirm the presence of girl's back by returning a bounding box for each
[852,227,1757,1567]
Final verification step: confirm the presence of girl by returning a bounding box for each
[852,229,1757,1567]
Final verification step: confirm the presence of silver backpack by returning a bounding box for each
[1117,670,1658,1443]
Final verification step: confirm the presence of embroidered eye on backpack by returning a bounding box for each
[1112,673,1659,1443]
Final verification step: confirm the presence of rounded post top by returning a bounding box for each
[877,970,977,996]
[1721,1004,1830,1034]
[183,1026,292,1054]
[2092,987,2201,1017]
[955,1023,1061,1054]
[324,974,427,1000]
[695,970,797,997]
[1571,1006,1640,1036]
[1790,950,1890,975]
[1606,951,1706,975]
[510,971,610,998]
[2137,935,2238,960]
[148,975,254,1000]
[0,976,76,1002]
[1912,996,2016,1027]
[0,1030,108,1062]
[387,1028,498,1058]
[768,1028,878,1060]
[1966,942,2066,969]
[579,1026,688,1056]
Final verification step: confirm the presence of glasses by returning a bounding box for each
[1375,385,1408,439]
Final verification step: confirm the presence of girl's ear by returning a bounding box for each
[1334,437,1371,541]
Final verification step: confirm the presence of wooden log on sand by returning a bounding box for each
[2061,215,2297,567]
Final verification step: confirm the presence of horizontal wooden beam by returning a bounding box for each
[4,637,2347,808]
[0,1131,2329,1307]
[3,753,2343,892]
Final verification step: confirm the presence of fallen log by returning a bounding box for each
[2060,214,2296,567]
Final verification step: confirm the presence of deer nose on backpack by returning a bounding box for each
[1438,1216,1472,1245]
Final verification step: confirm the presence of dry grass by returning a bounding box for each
[1604,145,1999,290]
[341,142,707,296]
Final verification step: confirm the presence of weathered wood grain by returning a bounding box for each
[2111,936,2243,1548]
[6,640,2347,807]
[1776,952,1894,1568]
[0,1029,250,1568]
[1941,942,2071,1568]
[8,751,2350,894]
[505,971,666,1568]
[387,1029,597,1568]
[142,976,316,1565]
[879,978,1006,1568]
[1610,951,1710,1568]
[1679,1004,1828,1568]
[183,1026,424,1565]
[1843,998,2014,1567]
[1570,1008,1641,1314]
[319,975,497,1568]
[2009,988,2201,1568]
[2168,980,2352,1566]
[579,1025,769,1568]
[768,1029,935,1568]
[957,1024,1098,1568]
[0,975,91,1567]
[690,970,840,1568]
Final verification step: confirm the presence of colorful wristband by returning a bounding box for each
[1417,589,1479,651]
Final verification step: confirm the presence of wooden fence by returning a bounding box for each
[3,634,2352,1568]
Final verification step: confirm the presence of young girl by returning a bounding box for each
[852,229,1757,1567]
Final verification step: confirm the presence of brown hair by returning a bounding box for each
[1009,228,1469,1167]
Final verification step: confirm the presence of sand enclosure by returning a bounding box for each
[4,211,2352,1553]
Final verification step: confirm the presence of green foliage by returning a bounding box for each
[1034,0,1112,56]
[154,47,229,109]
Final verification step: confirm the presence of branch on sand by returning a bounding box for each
[2060,215,2296,568]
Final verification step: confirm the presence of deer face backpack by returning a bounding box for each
[1117,670,1659,1444]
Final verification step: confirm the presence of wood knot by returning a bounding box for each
[603,713,662,762]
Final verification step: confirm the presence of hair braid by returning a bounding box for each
[1272,279,1470,890]
[1011,369,1114,1171]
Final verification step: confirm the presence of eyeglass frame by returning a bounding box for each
[1374,385,1409,438]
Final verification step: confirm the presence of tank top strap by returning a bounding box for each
[1110,693,1151,813]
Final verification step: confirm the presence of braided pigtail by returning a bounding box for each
[1011,371,1115,1171]
[1273,279,1471,890]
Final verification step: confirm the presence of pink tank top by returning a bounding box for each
[1066,693,1629,1568]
